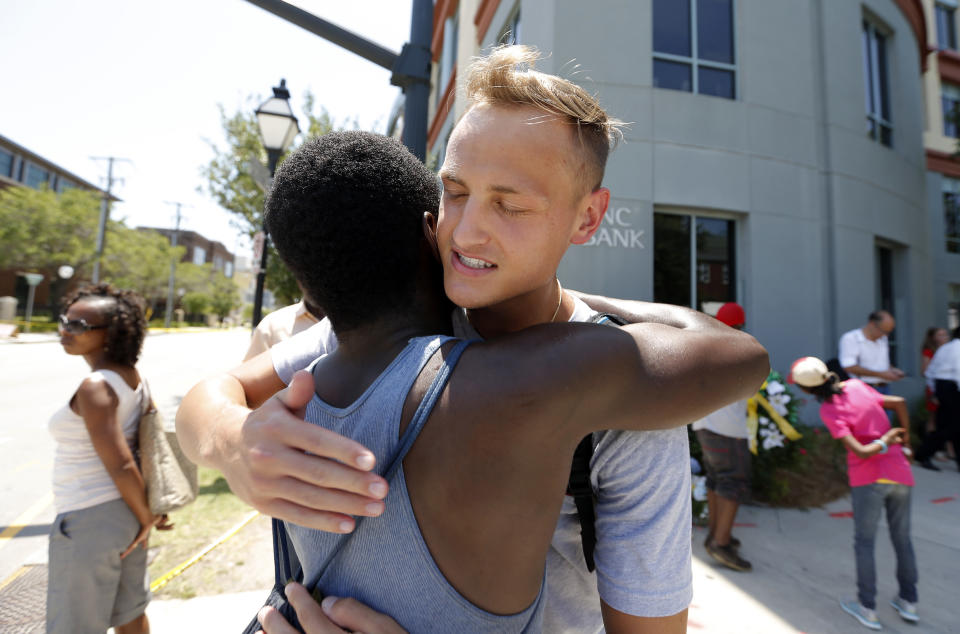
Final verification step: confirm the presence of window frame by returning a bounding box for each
[937,2,958,51]
[0,148,14,179]
[943,176,960,254]
[497,3,521,46]
[862,18,893,147]
[652,0,738,99]
[653,208,738,311]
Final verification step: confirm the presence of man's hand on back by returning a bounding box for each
[257,583,407,634]
[177,371,389,533]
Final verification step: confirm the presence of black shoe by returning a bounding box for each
[704,535,741,549]
[706,539,752,572]
[918,458,941,471]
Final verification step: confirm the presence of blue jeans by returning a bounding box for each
[850,483,918,609]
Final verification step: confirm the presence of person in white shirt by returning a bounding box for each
[244,296,324,361]
[915,327,960,472]
[838,310,904,394]
[692,302,752,572]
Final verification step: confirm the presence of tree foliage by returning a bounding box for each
[0,186,101,274]
[101,225,183,304]
[199,91,349,303]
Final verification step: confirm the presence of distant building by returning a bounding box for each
[429,0,936,397]
[0,134,117,312]
[137,227,235,278]
[921,0,960,331]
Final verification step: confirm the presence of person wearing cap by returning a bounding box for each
[914,325,960,472]
[838,311,905,394]
[692,302,752,572]
[789,356,918,630]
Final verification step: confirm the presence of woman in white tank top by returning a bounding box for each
[46,284,170,634]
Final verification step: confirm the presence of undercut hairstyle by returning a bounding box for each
[265,131,440,334]
[868,310,890,324]
[64,283,147,366]
[464,45,623,192]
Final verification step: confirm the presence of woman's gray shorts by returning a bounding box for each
[46,498,150,633]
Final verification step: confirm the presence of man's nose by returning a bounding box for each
[452,197,490,249]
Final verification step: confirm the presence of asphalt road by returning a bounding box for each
[0,328,252,584]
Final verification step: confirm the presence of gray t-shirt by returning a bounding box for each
[271,301,693,631]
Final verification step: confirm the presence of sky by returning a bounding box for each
[0,0,413,259]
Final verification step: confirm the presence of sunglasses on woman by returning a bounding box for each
[58,314,109,335]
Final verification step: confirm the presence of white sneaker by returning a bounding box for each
[890,596,919,623]
[841,600,883,630]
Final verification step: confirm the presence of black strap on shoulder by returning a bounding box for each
[565,312,627,573]
[567,434,597,572]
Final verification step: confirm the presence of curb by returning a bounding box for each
[0,328,247,344]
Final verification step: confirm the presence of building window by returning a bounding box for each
[56,178,76,193]
[944,177,960,254]
[435,10,459,107]
[652,0,736,99]
[0,149,13,178]
[24,163,51,189]
[943,84,960,137]
[937,2,958,50]
[193,246,207,266]
[498,4,521,45]
[862,19,892,147]
[224,261,234,278]
[653,212,736,312]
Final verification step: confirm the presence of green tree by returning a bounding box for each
[181,292,210,318]
[199,91,349,304]
[209,270,240,319]
[0,186,100,274]
[100,225,183,306]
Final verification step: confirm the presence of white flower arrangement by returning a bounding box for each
[691,475,708,502]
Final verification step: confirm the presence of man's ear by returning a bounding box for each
[570,187,610,245]
[423,212,441,262]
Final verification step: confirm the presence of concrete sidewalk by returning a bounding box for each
[140,463,957,633]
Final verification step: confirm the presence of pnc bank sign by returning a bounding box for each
[584,206,645,249]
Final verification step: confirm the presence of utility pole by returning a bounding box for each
[90,156,129,283]
[163,202,186,328]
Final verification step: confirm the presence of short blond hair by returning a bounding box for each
[464,45,622,190]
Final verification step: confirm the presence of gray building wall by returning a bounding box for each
[492,0,932,390]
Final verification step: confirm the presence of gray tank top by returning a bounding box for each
[286,335,545,633]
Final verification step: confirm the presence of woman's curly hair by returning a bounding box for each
[63,283,148,366]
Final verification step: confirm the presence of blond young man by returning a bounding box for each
[179,46,703,633]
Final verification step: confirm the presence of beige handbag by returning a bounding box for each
[138,380,198,514]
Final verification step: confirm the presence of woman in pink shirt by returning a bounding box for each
[789,357,918,631]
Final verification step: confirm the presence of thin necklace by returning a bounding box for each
[550,278,563,323]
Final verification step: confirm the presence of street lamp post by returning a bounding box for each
[252,79,300,329]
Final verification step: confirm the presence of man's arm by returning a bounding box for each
[601,603,687,634]
[471,300,769,433]
[843,364,903,382]
[175,361,389,532]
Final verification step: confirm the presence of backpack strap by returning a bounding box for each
[566,312,628,573]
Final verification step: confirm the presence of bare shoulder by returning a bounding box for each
[74,374,119,413]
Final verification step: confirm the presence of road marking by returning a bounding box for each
[12,459,50,475]
[150,510,259,592]
[829,511,854,518]
[0,492,53,546]
[0,566,28,593]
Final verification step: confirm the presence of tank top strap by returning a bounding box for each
[382,337,473,483]
[305,336,473,583]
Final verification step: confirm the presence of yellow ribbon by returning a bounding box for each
[746,384,802,455]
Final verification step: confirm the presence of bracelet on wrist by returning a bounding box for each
[871,438,889,454]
